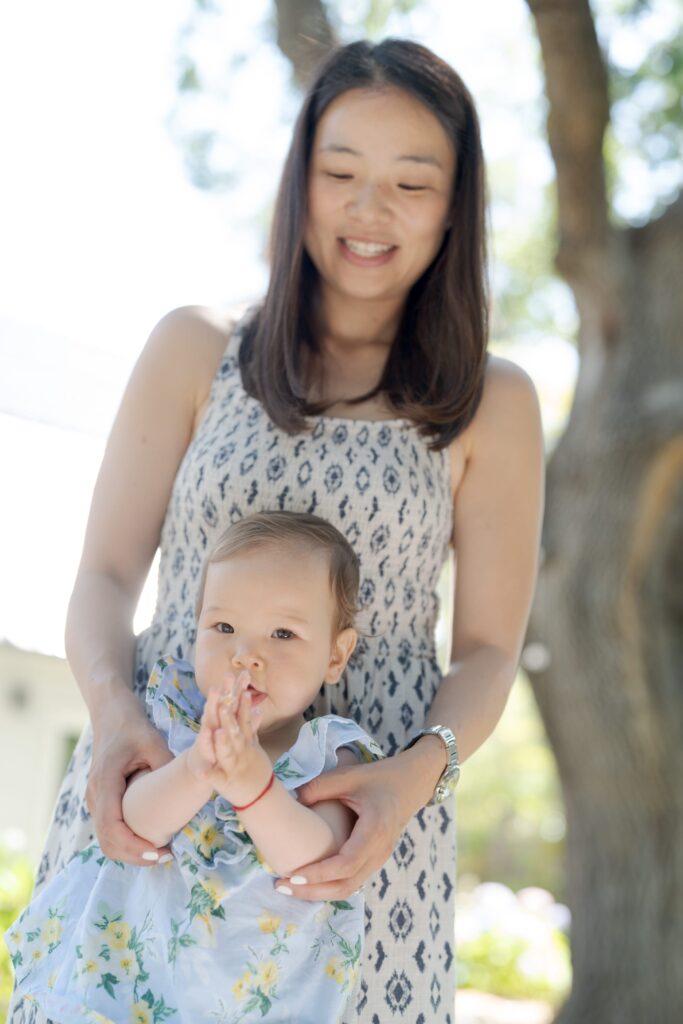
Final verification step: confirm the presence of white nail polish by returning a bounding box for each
[275,885,293,896]
[289,875,308,885]
[142,851,159,861]
[158,854,174,864]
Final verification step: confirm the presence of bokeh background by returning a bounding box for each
[1,2,681,1021]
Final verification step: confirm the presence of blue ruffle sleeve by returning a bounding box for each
[145,656,385,873]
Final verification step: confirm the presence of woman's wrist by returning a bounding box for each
[398,735,448,811]
[89,678,142,733]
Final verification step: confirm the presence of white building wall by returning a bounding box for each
[0,642,88,866]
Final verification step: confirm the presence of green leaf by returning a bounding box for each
[329,900,353,911]
[97,972,119,999]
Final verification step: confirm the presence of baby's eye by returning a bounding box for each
[216,622,234,634]
[272,628,295,641]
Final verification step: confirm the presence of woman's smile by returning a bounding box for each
[338,236,399,266]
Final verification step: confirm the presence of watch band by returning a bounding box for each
[403,725,460,805]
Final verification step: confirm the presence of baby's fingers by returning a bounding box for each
[195,721,216,765]
[203,688,223,733]
[237,688,257,742]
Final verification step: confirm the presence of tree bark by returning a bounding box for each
[525,2,683,1020]
[273,0,338,87]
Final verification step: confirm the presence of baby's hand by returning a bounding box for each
[186,670,247,783]
[213,674,272,806]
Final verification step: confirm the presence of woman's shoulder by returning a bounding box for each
[140,303,255,424]
[147,303,246,368]
[448,354,542,498]
[463,354,541,450]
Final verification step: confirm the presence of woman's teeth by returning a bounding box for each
[342,239,395,256]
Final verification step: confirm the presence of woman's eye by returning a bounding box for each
[398,184,427,191]
[272,628,295,640]
[326,172,353,180]
[216,622,234,634]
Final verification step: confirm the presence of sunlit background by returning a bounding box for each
[1,0,679,1019]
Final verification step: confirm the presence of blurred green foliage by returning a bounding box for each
[457,927,571,1005]
[0,846,34,1023]
[456,671,567,902]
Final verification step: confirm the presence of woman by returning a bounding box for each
[13,39,544,1024]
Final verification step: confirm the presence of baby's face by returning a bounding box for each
[194,543,353,737]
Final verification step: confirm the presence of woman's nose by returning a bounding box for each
[347,183,390,222]
[231,644,263,671]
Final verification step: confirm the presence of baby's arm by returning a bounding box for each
[235,749,358,877]
[121,688,225,847]
[121,754,214,849]
[211,679,357,878]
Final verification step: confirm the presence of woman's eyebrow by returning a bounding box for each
[320,143,443,169]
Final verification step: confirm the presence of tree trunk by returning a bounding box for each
[525,2,683,1020]
[271,0,683,1016]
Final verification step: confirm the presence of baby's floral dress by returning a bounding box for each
[5,656,385,1024]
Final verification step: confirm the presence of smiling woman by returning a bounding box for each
[239,39,489,439]
[305,88,455,306]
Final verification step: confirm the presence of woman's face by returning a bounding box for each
[304,86,455,307]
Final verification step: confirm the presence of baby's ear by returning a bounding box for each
[323,628,357,684]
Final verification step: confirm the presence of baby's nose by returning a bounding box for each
[231,645,263,670]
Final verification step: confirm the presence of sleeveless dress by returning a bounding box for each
[9,312,457,1024]
[6,656,384,1024]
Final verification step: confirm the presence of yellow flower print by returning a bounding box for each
[82,959,98,974]
[196,820,219,859]
[47,972,57,990]
[105,920,131,949]
[258,912,282,934]
[117,953,135,977]
[231,970,252,1003]
[325,956,346,985]
[201,877,226,907]
[41,918,63,944]
[256,960,278,992]
[130,1002,152,1024]
[31,949,44,963]
[285,923,298,936]
[8,929,21,945]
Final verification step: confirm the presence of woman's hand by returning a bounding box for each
[275,747,439,901]
[86,688,174,864]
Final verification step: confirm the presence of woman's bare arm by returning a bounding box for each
[422,356,545,763]
[64,306,231,861]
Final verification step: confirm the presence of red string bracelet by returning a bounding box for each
[232,771,276,811]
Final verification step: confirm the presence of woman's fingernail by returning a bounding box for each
[142,851,159,861]
[289,875,308,885]
[158,853,174,864]
[275,885,293,896]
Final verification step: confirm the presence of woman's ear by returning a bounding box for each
[323,627,357,684]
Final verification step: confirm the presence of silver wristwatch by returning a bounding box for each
[403,725,460,805]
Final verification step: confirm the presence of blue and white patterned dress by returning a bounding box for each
[10,310,457,1024]
[6,656,384,1024]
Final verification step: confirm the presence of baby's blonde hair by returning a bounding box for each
[196,511,360,632]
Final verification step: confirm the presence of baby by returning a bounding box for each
[6,511,384,1024]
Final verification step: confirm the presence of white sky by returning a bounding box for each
[0,0,579,656]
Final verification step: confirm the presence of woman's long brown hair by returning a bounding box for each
[239,38,489,451]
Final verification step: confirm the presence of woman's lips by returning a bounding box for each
[338,238,398,267]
